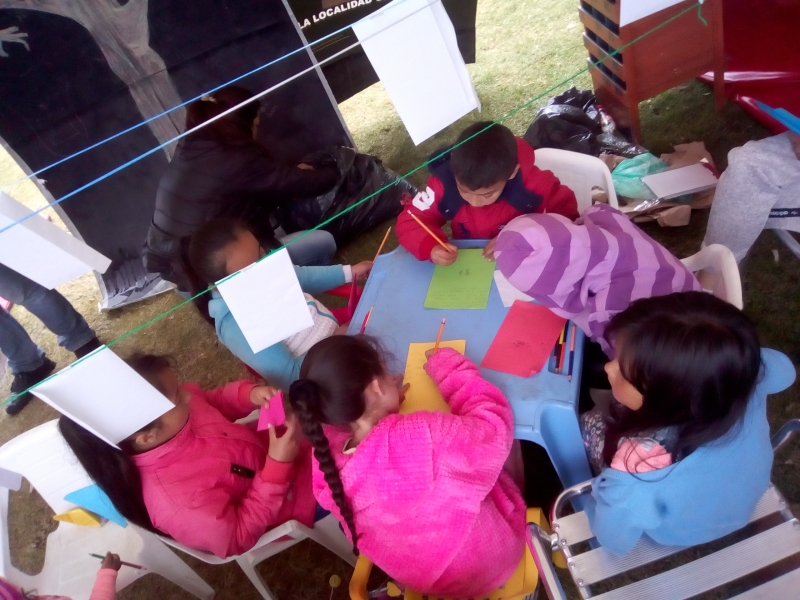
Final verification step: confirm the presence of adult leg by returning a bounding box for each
[0,307,44,375]
[279,230,337,266]
[0,264,97,353]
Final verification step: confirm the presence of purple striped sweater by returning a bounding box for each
[495,205,700,355]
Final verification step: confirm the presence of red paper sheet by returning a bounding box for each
[257,391,286,430]
[481,301,567,377]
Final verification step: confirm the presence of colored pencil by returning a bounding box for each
[373,226,392,262]
[557,326,567,373]
[359,306,374,335]
[433,318,446,352]
[567,323,576,381]
[405,210,450,251]
[90,553,143,570]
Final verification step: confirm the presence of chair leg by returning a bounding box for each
[236,555,277,600]
[309,515,357,566]
[140,534,215,600]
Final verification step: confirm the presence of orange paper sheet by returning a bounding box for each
[481,301,567,377]
[401,340,466,414]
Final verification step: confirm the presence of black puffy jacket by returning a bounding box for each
[143,131,337,290]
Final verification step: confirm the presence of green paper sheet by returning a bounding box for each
[424,249,496,309]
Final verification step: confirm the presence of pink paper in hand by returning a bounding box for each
[257,391,286,430]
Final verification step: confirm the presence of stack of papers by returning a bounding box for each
[641,164,718,200]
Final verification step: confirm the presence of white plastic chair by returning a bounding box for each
[160,513,356,600]
[0,420,214,600]
[533,148,620,214]
[681,243,743,309]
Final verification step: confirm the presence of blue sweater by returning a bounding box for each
[586,348,796,555]
[208,264,346,390]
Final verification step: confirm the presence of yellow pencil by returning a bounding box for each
[373,226,392,262]
[405,211,450,251]
[433,318,446,352]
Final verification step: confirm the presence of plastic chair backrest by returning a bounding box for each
[681,244,743,309]
[0,420,92,516]
[532,148,619,213]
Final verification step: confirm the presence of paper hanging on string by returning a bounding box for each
[620,0,686,27]
[216,248,314,354]
[352,0,480,145]
[0,191,111,289]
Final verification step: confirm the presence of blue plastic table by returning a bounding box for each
[346,240,593,488]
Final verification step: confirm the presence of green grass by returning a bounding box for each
[2,0,798,599]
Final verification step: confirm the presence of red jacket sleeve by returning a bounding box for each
[517,138,580,221]
[200,380,260,422]
[89,568,118,600]
[396,176,449,261]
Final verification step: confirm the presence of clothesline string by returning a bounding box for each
[0,0,419,193]
[2,1,704,407]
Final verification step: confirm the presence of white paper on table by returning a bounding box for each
[0,191,111,289]
[216,248,313,354]
[31,347,174,447]
[352,0,480,145]
[642,163,718,200]
[493,271,534,308]
[620,0,687,27]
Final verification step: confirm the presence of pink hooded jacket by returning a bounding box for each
[133,381,315,558]
[313,349,526,597]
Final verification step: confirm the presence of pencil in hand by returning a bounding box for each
[433,318,446,352]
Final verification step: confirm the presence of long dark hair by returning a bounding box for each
[288,336,386,554]
[601,291,762,466]
[58,354,175,535]
[180,218,253,324]
[185,85,261,145]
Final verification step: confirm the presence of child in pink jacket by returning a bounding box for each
[0,552,119,599]
[288,336,526,598]
[59,354,315,559]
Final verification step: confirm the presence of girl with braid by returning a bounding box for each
[288,336,526,598]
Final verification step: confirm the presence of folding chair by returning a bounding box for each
[0,420,214,599]
[532,148,620,214]
[529,419,800,599]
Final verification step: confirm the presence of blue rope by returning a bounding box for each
[0,0,413,191]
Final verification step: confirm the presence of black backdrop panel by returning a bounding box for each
[285,0,478,102]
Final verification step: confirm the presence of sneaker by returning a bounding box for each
[74,337,102,359]
[5,357,57,416]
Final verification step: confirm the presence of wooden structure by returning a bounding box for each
[579,0,725,141]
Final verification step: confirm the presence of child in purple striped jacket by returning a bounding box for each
[494,204,700,356]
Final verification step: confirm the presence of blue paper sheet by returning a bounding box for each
[65,484,127,527]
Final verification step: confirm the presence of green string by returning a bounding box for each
[3,1,703,407]
[697,0,708,26]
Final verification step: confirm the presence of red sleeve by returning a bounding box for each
[396,176,449,261]
[89,568,118,600]
[200,380,260,421]
[517,138,579,221]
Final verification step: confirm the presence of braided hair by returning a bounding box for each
[288,336,386,554]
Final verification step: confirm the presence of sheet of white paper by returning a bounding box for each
[352,0,480,145]
[31,347,174,447]
[493,270,534,308]
[642,164,718,200]
[216,248,314,354]
[620,0,686,27]
[0,192,111,289]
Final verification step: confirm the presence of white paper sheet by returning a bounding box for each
[493,270,534,308]
[31,347,174,447]
[620,0,687,27]
[0,192,111,289]
[352,0,480,145]
[216,248,314,354]
[642,163,718,200]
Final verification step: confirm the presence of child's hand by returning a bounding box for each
[267,414,301,463]
[334,323,350,335]
[431,244,458,266]
[351,260,373,281]
[482,236,498,261]
[250,385,280,407]
[101,552,121,571]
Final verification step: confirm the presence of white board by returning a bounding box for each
[216,248,314,354]
[620,0,687,27]
[352,0,480,145]
[31,347,174,447]
[0,192,111,289]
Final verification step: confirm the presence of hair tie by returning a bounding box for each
[201,94,217,103]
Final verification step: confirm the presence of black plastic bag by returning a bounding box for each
[524,88,602,155]
[281,147,417,246]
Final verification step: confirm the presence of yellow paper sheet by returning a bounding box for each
[53,507,102,527]
[401,340,466,415]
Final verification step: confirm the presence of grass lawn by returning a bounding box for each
[1,0,798,599]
